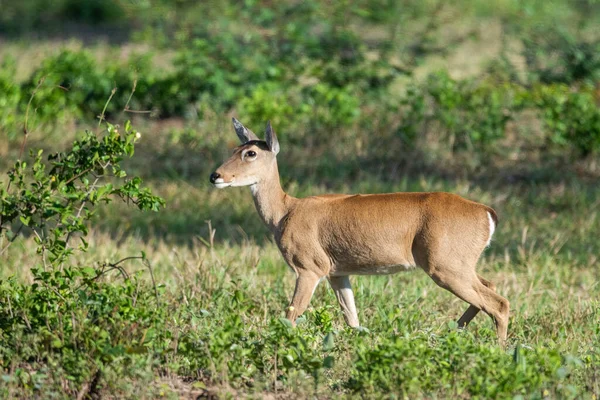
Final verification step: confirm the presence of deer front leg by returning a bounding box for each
[328,275,360,328]
[286,272,322,325]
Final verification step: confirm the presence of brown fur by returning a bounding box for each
[211,120,509,345]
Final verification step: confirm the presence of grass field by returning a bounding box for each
[1,1,600,398]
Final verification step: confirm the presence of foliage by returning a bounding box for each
[533,85,600,156]
[349,330,580,398]
[0,268,168,395]
[522,27,600,85]
[9,46,599,157]
[0,120,164,395]
[0,121,164,263]
[171,34,275,113]
[238,82,300,131]
[398,72,524,152]
[19,50,161,130]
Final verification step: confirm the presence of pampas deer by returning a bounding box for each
[210,119,509,345]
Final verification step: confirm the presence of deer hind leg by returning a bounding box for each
[328,275,360,328]
[457,274,497,328]
[429,270,509,346]
[286,271,322,325]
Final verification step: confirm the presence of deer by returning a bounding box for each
[209,118,510,345]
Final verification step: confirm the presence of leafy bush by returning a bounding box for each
[0,121,163,263]
[534,85,600,156]
[0,268,169,395]
[238,82,300,132]
[6,44,599,159]
[172,34,276,113]
[21,50,163,124]
[399,72,522,152]
[22,50,101,124]
[350,330,581,398]
[302,83,362,129]
[239,81,361,134]
[523,28,600,85]
[0,120,165,394]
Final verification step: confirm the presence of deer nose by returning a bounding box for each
[209,172,221,184]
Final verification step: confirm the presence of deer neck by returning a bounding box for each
[250,162,293,234]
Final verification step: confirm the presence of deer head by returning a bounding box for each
[210,118,280,188]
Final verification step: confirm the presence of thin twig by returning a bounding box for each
[74,260,135,292]
[63,167,93,186]
[97,264,130,281]
[111,255,145,267]
[21,311,32,330]
[123,79,137,112]
[123,109,152,114]
[98,87,117,128]
[122,79,152,114]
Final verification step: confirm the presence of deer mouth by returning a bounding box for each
[213,178,234,189]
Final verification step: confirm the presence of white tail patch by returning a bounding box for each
[486,211,496,247]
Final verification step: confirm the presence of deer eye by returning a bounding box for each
[246,150,257,158]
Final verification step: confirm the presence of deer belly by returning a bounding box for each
[331,262,416,276]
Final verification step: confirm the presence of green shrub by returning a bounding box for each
[400,72,521,152]
[396,84,427,147]
[23,50,100,123]
[350,331,581,398]
[302,83,362,129]
[534,84,600,157]
[238,82,300,132]
[19,49,169,123]
[0,268,169,395]
[0,119,165,395]
[172,34,276,113]
[523,28,600,85]
[0,121,164,263]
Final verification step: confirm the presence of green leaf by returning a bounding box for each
[323,332,335,351]
[279,317,294,329]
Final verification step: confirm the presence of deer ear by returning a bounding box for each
[232,118,259,143]
[265,121,280,155]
